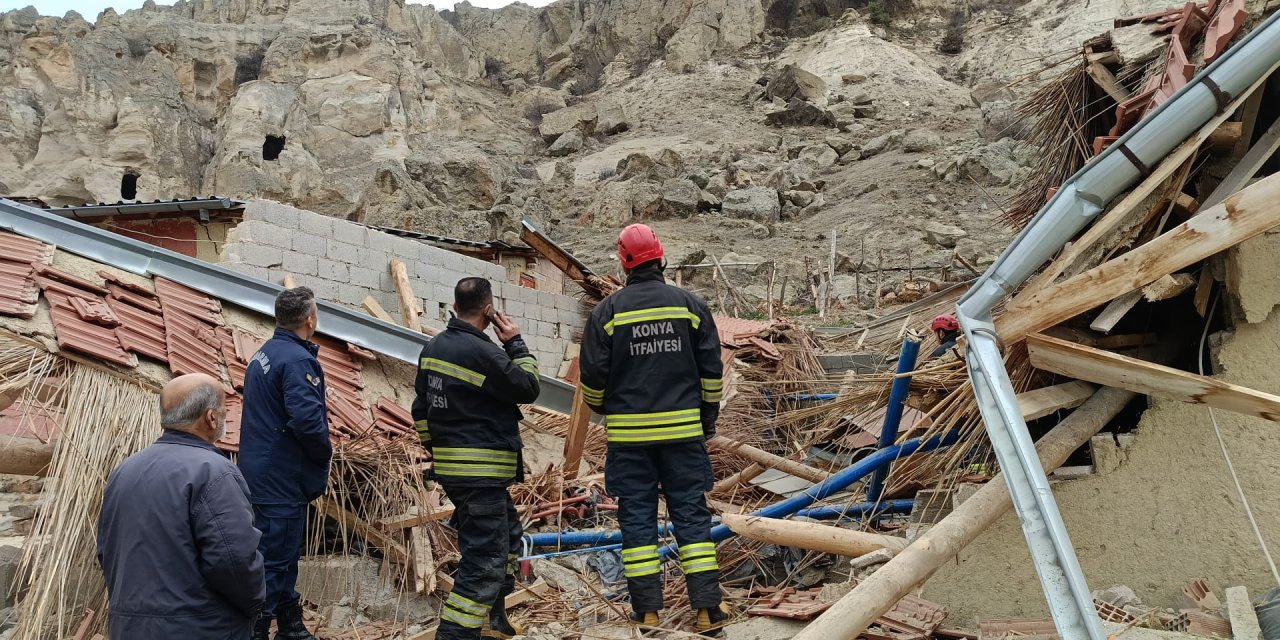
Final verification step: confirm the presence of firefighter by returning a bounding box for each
[411,277,540,640]
[579,224,730,633]
[929,314,961,358]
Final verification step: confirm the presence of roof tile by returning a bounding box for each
[70,296,121,327]
[0,232,54,265]
[106,284,163,314]
[33,265,109,296]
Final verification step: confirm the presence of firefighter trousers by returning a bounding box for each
[437,485,522,640]
[605,440,722,613]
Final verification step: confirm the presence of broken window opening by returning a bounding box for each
[120,172,139,200]
[263,135,286,161]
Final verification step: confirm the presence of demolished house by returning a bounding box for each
[1,1,1280,639]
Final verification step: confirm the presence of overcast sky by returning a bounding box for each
[0,0,555,17]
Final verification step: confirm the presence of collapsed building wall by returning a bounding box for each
[921,241,1280,622]
[220,200,588,375]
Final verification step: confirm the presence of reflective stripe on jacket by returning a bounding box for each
[579,267,723,447]
[410,318,540,486]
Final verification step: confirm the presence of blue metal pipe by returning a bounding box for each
[793,499,914,521]
[866,336,921,501]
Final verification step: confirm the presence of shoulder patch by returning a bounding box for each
[306,373,321,386]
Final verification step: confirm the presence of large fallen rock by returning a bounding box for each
[596,101,630,136]
[538,104,598,143]
[902,129,942,153]
[616,149,684,182]
[547,129,584,157]
[766,99,838,128]
[861,129,905,157]
[722,186,781,222]
[661,178,702,218]
[798,144,838,169]
[925,221,967,248]
[765,64,828,105]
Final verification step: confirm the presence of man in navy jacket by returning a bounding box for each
[98,372,265,639]
[241,287,331,640]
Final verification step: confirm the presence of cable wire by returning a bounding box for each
[1198,287,1280,587]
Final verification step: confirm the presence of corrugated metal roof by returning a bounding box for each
[48,197,245,221]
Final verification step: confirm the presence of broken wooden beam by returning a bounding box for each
[1000,171,1280,343]
[1016,381,1097,421]
[1204,113,1280,208]
[0,435,55,477]
[378,503,456,531]
[708,436,831,485]
[409,526,436,594]
[1027,333,1280,422]
[789,387,1136,640]
[561,384,590,480]
[389,259,422,332]
[1142,272,1196,301]
[720,513,909,557]
[315,497,410,565]
[362,296,396,324]
[1088,289,1142,334]
[1087,62,1131,102]
[713,463,766,493]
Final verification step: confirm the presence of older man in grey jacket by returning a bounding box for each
[97,373,266,639]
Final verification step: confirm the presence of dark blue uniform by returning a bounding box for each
[411,317,540,640]
[97,430,265,639]
[579,266,724,614]
[240,328,332,618]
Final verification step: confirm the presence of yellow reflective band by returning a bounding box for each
[604,306,701,335]
[682,558,720,574]
[701,391,723,403]
[441,608,485,628]
[606,408,702,427]
[434,448,518,462]
[514,355,539,376]
[434,463,518,478]
[622,545,659,559]
[679,542,716,557]
[624,561,662,577]
[447,592,489,614]
[580,383,604,402]
[700,378,723,390]
[607,424,704,443]
[421,357,487,387]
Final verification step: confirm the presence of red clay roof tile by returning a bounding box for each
[69,296,121,327]
[96,271,158,299]
[107,284,164,314]
[47,301,138,367]
[33,265,108,296]
[0,232,54,265]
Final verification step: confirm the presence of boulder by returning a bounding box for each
[616,149,684,181]
[861,129,905,157]
[825,136,856,157]
[765,99,838,128]
[970,80,1016,106]
[783,190,815,208]
[924,221,967,248]
[538,104,597,142]
[798,144,838,169]
[722,187,781,222]
[841,73,868,85]
[699,189,722,211]
[661,178,701,217]
[765,64,828,105]
[596,101,630,136]
[547,129,583,156]
[902,129,942,153]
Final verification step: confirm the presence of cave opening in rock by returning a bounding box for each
[120,172,139,200]
[263,135,286,161]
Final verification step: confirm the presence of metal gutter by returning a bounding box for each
[955,11,1280,639]
[0,198,577,413]
[51,197,245,219]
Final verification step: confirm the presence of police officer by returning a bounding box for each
[412,277,541,640]
[241,287,331,640]
[579,224,730,633]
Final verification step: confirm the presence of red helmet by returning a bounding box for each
[617,224,664,270]
[931,314,959,333]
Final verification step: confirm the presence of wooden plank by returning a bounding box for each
[1142,272,1196,301]
[389,259,421,332]
[362,296,395,323]
[504,580,551,608]
[1194,267,1215,316]
[713,462,766,493]
[1202,115,1280,208]
[315,498,410,565]
[561,384,590,481]
[378,503,456,531]
[1094,333,1158,350]
[71,609,97,640]
[720,513,909,557]
[1018,60,1280,296]
[1026,333,1280,422]
[1016,381,1097,421]
[1087,62,1131,102]
[1088,289,1142,334]
[708,436,832,484]
[409,526,436,594]
[282,273,297,288]
[999,171,1280,343]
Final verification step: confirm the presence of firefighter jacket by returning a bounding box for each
[411,317,541,487]
[579,267,723,447]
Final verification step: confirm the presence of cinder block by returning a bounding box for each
[300,210,335,238]
[559,309,583,326]
[319,260,351,283]
[349,266,381,289]
[333,220,368,246]
[293,232,328,257]
[338,284,370,305]
[250,201,302,230]
[227,263,270,282]
[505,299,526,320]
[378,270,396,293]
[242,246,284,268]
[281,252,319,276]
[432,283,454,305]
[307,278,341,302]
[326,240,361,265]
[254,223,294,250]
[367,229,405,253]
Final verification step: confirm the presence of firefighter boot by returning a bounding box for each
[629,611,660,626]
[695,604,731,635]
[482,607,523,639]
[273,600,317,640]
[253,615,273,640]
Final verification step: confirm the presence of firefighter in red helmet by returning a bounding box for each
[579,224,730,633]
[929,314,961,359]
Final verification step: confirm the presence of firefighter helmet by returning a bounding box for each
[617,224,665,270]
[931,314,959,333]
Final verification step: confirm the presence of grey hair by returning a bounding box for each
[275,286,317,329]
[159,382,220,428]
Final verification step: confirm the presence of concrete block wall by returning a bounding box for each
[220,200,588,374]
